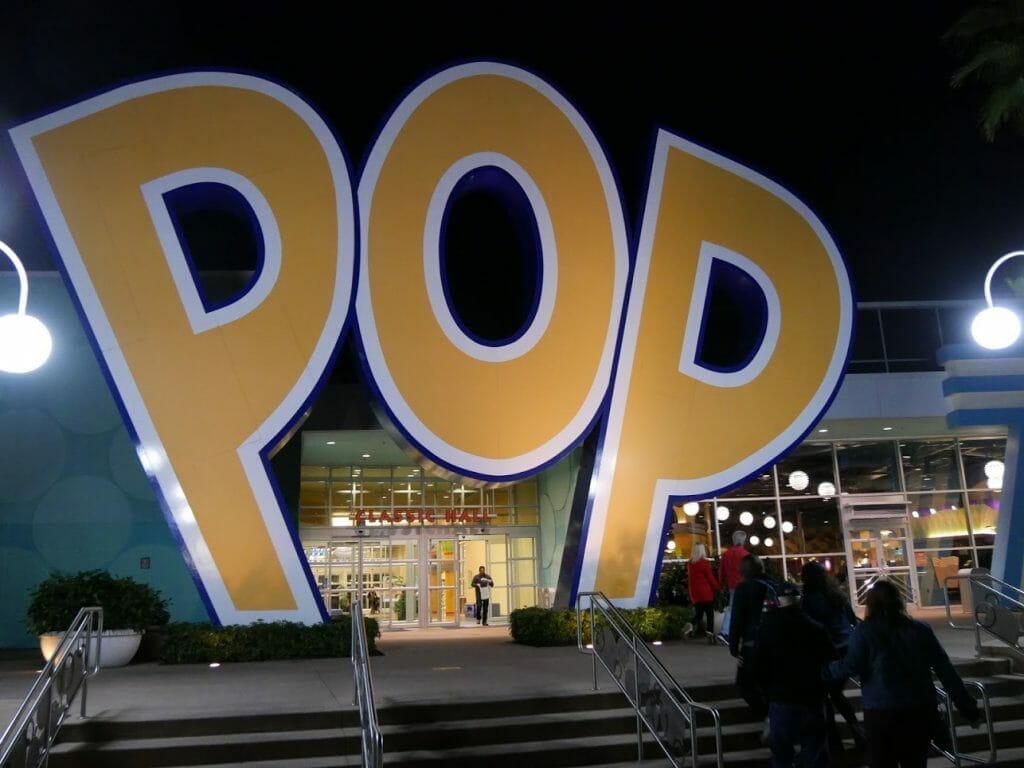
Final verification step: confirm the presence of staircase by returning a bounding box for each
[47,656,1023,768]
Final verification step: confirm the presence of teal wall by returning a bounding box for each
[0,275,206,648]
[537,447,581,594]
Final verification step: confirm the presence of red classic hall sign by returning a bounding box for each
[10,63,853,625]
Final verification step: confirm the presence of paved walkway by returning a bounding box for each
[0,607,998,729]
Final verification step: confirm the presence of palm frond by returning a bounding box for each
[979,76,1024,139]
[952,39,1024,86]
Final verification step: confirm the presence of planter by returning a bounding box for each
[39,629,143,668]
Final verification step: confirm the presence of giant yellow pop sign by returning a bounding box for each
[11,63,852,624]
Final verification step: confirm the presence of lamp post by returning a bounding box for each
[0,241,52,373]
[941,252,1024,586]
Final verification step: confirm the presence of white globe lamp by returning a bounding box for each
[682,502,699,517]
[716,505,730,522]
[739,511,754,526]
[0,241,51,374]
[788,470,809,491]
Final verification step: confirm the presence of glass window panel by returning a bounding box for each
[780,498,843,555]
[512,559,535,584]
[908,492,968,550]
[977,548,994,570]
[300,509,328,526]
[357,481,390,508]
[511,585,538,611]
[299,480,327,506]
[836,441,899,494]
[489,508,515,526]
[514,480,538,507]
[492,487,512,506]
[330,482,354,512]
[515,506,539,525]
[360,466,393,479]
[455,486,482,507]
[424,480,453,507]
[512,537,535,558]
[716,499,776,556]
[392,479,423,511]
[777,443,835,497]
[967,490,1001,547]
[787,555,849,594]
[721,470,776,498]
[330,465,354,479]
[938,306,976,347]
[914,547,973,607]
[301,465,329,479]
[900,440,958,492]
[960,438,1007,492]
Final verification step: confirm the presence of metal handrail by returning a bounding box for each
[351,604,382,768]
[943,571,1024,658]
[0,607,103,768]
[576,592,724,768]
[932,680,996,767]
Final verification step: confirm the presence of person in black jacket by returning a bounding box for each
[728,555,775,733]
[754,582,838,768]
[800,561,866,751]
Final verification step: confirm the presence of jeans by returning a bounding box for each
[863,708,931,768]
[767,700,829,768]
[476,598,489,624]
[692,601,714,634]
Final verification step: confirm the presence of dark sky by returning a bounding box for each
[0,1,1019,302]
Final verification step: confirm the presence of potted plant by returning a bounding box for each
[26,570,170,667]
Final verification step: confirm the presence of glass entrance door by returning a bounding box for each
[428,538,457,625]
[845,515,917,607]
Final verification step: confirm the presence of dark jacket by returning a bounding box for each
[829,617,979,717]
[801,590,857,649]
[754,605,837,705]
[728,576,774,657]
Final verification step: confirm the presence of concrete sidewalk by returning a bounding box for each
[0,607,998,729]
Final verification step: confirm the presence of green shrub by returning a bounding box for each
[26,570,170,634]
[509,605,691,646]
[158,615,379,664]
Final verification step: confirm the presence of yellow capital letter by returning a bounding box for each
[577,131,853,604]
[12,73,354,623]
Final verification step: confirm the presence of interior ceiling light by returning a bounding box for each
[781,521,794,533]
[882,426,893,431]
[763,515,776,529]
[716,505,730,521]
[764,537,773,548]
[818,481,836,498]
[749,535,760,546]
[683,502,700,516]
[788,470,809,491]
[985,460,1005,480]
[739,511,754,526]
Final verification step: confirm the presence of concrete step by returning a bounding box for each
[48,658,1024,768]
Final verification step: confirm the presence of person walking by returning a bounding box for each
[753,582,837,768]
[728,554,776,739]
[470,565,493,625]
[828,579,981,768]
[686,541,720,644]
[718,530,750,642]
[800,561,866,751]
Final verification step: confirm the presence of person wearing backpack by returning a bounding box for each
[753,582,838,767]
[828,579,981,768]
[800,561,866,751]
[728,554,776,739]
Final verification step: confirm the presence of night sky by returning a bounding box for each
[0,1,1019,303]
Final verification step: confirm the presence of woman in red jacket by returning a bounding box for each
[687,541,721,644]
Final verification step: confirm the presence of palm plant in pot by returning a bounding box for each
[26,570,170,667]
